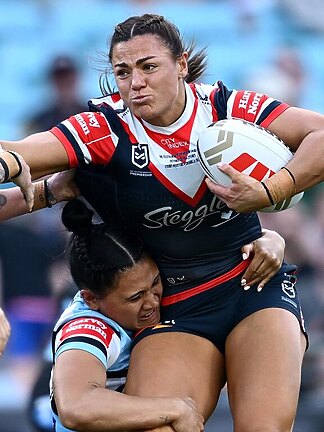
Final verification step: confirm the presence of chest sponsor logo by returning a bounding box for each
[132,144,149,168]
[143,195,235,231]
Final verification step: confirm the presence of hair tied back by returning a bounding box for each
[61,199,94,236]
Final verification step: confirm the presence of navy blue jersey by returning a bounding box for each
[51,81,289,284]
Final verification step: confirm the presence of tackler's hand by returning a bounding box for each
[46,169,80,205]
[172,397,204,432]
[0,148,34,211]
[241,229,285,292]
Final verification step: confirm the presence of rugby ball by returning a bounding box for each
[197,118,303,212]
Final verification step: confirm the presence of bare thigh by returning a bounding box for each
[125,332,226,421]
[226,308,307,432]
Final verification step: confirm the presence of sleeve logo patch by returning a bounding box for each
[235,91,265,121]
[74,113,102,136]
[60,317,114,347]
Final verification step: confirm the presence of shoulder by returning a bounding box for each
[54,314,127,369]
[88,91,124,112]
[54,295,120,347]
[62,316,116,341]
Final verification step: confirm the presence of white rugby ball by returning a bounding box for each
[197,118,303,212]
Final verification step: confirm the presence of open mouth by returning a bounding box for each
[140,308,158,323]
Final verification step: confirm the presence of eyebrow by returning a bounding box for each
[124,272,160,301]
[114,55,157,68]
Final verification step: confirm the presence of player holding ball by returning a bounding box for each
[1,13,324,430]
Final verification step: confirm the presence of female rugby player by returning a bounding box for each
[1,13,322,430]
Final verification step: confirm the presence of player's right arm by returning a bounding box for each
[1,111,116,181]
[54,349,203,432]
[0,131,70,180]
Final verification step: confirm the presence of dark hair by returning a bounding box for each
[61,199,145,297]
[99,13,207,95]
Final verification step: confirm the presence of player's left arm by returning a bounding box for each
[266,106,324,193]
[207,106,324,212]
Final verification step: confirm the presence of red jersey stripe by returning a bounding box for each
[161,259,250,306]
[260,103,289,129]
[50,128,79,168]
[148,161,207,207]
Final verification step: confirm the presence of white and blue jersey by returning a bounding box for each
[51,292,132,431]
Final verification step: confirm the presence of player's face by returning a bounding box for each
[96,257,162,331]
[112,34,188,126]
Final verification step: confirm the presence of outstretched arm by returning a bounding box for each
[1,131,70,180]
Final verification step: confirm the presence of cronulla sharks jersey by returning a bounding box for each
[51,81,289,275]
[52,292,131,385]
[50,293,132,432]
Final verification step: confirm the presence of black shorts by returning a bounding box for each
[133,263,308,354]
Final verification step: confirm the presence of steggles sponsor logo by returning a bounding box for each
[143,195,234,231]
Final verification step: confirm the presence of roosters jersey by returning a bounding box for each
[51,81,289,282]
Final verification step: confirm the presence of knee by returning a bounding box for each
[233,418,293,432]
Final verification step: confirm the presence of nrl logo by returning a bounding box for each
[132,144,149,168]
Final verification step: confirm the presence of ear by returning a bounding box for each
[178,52,188,79]
[80,289,100,310]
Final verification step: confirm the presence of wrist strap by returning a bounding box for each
[8,152,23,179]
[0,158,10,182]
[260,181,275,205]
[32,180,50,211]
[0,151,23,181]
[44,179,53,208]
[263,169,296,204]
[281,166,296,185]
